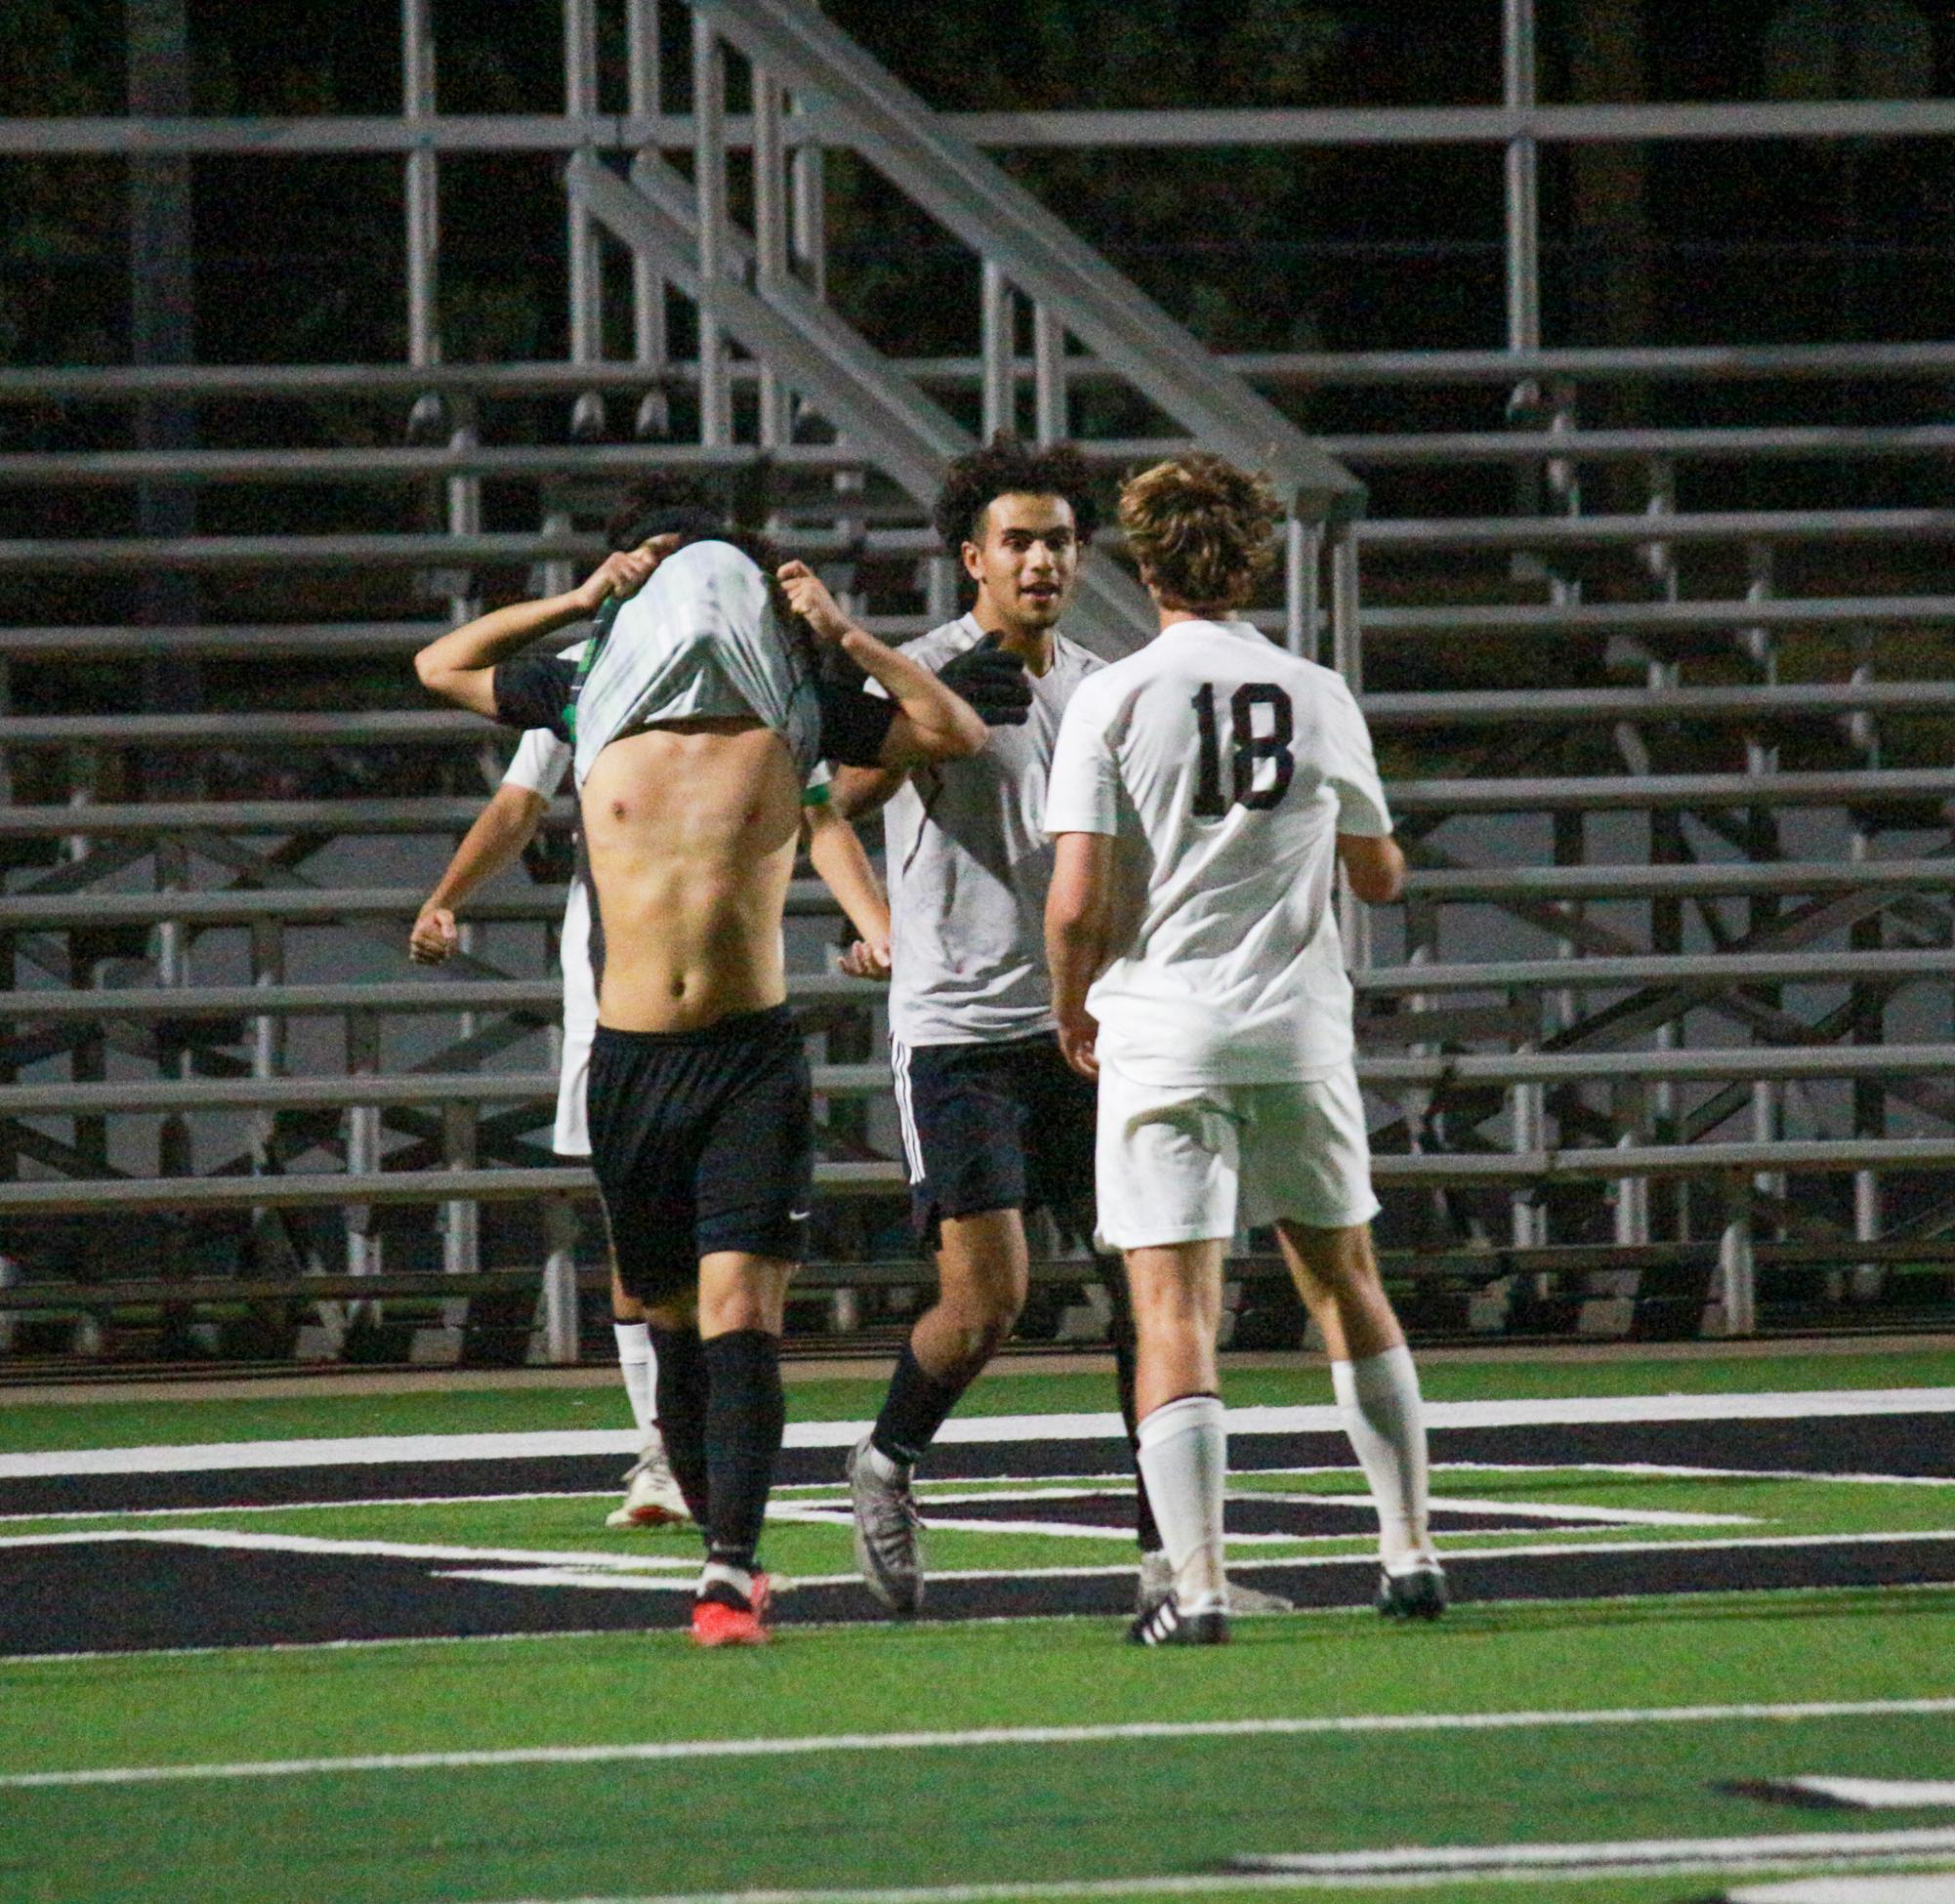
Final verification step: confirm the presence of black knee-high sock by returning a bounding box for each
[648,1325,711,1527]
[1099,1256,1163,1554]
[701,1329,786,1573]
[871,1339,967,1468]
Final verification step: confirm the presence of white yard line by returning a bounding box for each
[0,1527,697,1571]
[5,1388,1952,1479]
[6,1695,1955,1793]
[1746,1779,1955,1810]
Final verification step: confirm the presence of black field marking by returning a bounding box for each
[6,1532,1955,1658]
[8,1412,1950,1519]
[912,1492,1588,1538]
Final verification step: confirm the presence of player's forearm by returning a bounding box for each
[423,787,548,913]
[1045,832,1115,1020]
[838,627,987,762]
[829,764,907,821]
[805,810,891,947]
[414,592,587,710]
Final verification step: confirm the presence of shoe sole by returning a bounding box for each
[606,1502,689,1529]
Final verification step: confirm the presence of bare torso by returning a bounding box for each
[579,716,801,1033]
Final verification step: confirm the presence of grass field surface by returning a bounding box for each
[2,1346,1952,1903]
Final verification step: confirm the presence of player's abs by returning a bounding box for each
[580,720,801,1034]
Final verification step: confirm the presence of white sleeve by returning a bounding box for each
[502,727,573,798]
[1043,687,1122,837]
[1324,678,1391,836]
[500,643,582,795]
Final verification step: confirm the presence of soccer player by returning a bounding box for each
[409,637,893,1532]
[830,435,1290,1620]
[415,487,1022,1643]
[1044,453,1445,1646]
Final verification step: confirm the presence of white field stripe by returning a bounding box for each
[1233,1826,1955,1877]
[1729,1882,1955,1903]
[7,1696,1955,1795]
[1435,1461,1955,1489]
[0,1489,630,1526]
[0,1528,698,1571]
[6,1388,1952,1480]
[1762,1780,1955,1810]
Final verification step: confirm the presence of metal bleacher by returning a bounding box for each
[6,0,1955,1367]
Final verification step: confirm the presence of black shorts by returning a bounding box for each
[891,1032,1096,1248]
[586,1005,813,1304]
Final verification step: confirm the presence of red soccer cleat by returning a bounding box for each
[691,1573,773,1647]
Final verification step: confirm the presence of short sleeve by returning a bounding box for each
[816,676,898,768]
[492,652,577,743]
[501,727,573,797]
[1324,678,1391,836]
[1043,688,1121,837]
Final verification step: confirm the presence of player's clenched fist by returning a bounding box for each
[776,559,854,645]
[570,541,666,617]
[409,905,460,965]
[839,936,892,981]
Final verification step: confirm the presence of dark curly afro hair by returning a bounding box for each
[931,433,1102,554]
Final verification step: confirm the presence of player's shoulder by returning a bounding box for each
[909,615,986,670]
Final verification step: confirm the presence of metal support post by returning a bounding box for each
[343,1010,384,1347]
[627,0,670,438]
[790,110,826,300]
[402,0,444,439]
[1504,0,1542,365]
[981,261,1014,440]
[1717,1173,1757,1337]
[752,65,789,449]
[692,14,732,446]
[1283,515,1321,661]
[1329,522,1363,694]
[565,0,606,438]
[1032,301,1066,444]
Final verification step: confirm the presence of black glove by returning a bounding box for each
[938,632,1033,727]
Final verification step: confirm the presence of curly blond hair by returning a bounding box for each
[1117,454,1282,612]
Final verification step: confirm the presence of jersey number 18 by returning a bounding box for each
[1191,682,1295,817]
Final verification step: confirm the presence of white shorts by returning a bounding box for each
[552,879,597,1158]
[1094,1059,1380,1250]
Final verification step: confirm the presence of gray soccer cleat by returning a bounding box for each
[1138,1549,1293,1616]
[1378,1560,1449,1621]
[846,1433,925,1615]
[1127,1591,1229,1646]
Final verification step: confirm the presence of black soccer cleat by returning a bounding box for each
[1377,1562,1449,1621]
[1126,1591,1229,1647]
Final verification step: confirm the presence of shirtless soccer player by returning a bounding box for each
[416,496,1023,1643]
[832,435,1290,1620]
[1044,454,1446,1646]
[409,496,893,1533]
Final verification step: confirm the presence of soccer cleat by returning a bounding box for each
[606,1432,691,1529]
[1138,1550,1293,1617]
[691,1573,773,1647]
[846,1433,926,1615]
[1377,1560,1449,1621]
[1127,1590,1229,1647]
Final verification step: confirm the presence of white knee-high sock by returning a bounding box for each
[1135,1393,1227,1612]
[614,1322,658,1438]
[1332,1346,1432,1572]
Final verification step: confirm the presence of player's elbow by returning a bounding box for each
[1339,833,1406,905]
[937,701,989,760]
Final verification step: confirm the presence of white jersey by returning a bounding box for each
[1043,616,1390,1087]
[878,615,1103,1047]
[572,539,822,788]
[499,711,597,1155]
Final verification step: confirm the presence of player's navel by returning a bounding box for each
[610,801,628,822]
[668,975,688,998]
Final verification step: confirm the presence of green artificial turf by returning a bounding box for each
[4,1591,1953,1904]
